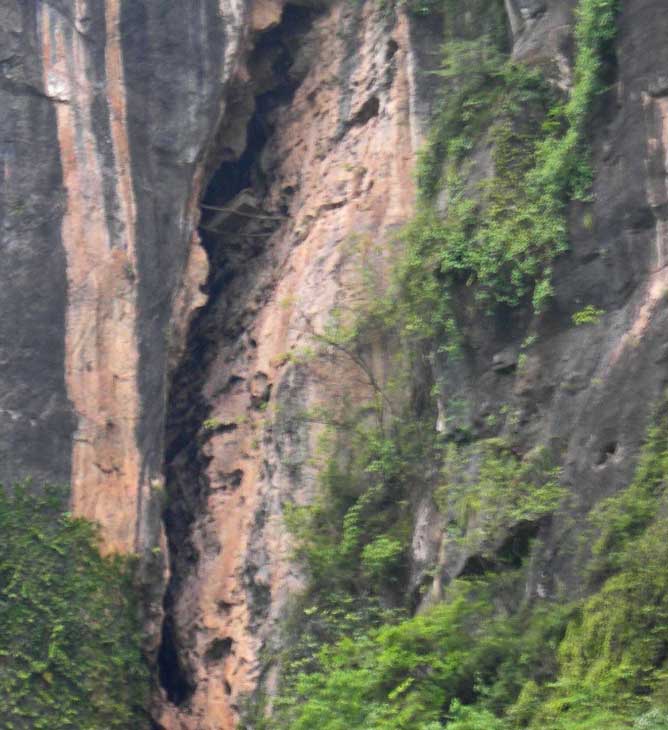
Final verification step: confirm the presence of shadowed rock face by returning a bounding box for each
[417,0,668,600]
[0,2,75,490]
[0,0,237,553]
[3,0,668,728]
[1,1,429,726]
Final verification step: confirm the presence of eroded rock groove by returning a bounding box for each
[155,5,317,725]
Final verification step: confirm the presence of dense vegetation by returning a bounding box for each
[251,398,668,730]
[0,1,635,729]
[0,483,149,730]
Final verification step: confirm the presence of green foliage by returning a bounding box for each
[634,709,668,729]
[513,402,668,728]
[571,304,605,326]
[436,440,564,552]
[0,483,149,730]
[538,522,668,721]
[247,6,626,728]
[503,399,668,728]
[446,700,507,730]
[272,574,573,730]
[589,404,668,579]
[398,0,619,342]
[285,414,429,607]
[403,0,442,16]
[283,585,491,730]
[263,410,427,729]
[400,54,556,340]
[202,417,221,431]
[266,308,570,728]
[361,535,405,585]
[263,396,668,730]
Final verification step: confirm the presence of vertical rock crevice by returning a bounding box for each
[151,0,420,724]
[155,4,319,725]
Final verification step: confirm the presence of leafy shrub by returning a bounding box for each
[588,404,668,579]
[572,305,605,326]
[446,701,507,730]
[634,709,668,729]
[519,409,668,726]
[507,399,668,728]
[202,417,222,431]
[267,395,668,730]
[285,420,414,601]
[0,483,149,729]
[361,535,405,585]
[436,440,564,552]
[272,575,573,730]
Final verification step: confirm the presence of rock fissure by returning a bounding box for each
[155,6,318,727]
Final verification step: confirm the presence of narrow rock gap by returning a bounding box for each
[157,616,194,705]
[155,3,317,711]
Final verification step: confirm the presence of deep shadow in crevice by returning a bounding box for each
[205,636,234,664]
[202,3,315,211]
[459,519,544,579]
[155,3,319,708]
[595,440,618,466]
[157,616,195,705]
[348,95,379,127]
[201,112,267,208]
[495,519,543,567]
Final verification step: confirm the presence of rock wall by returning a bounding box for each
[0,0,243,554]
[3,0,668,729]
[0,0,436,727]
[157,2,430,727]
[414,0,668,601]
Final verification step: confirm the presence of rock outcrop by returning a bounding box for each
[2,0,668,728]
[157,3,429,726]
[1,0,241,556]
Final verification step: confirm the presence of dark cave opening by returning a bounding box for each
[458,520,544,579]
[200,3,314,211]
[596,440,618,466]
[155,3,318,709]
[205,636,234,663]
[157,616,195,706]
[201,112,267,208]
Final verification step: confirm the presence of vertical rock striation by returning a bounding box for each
[1,1,436,726]
[1,0,240,554]
[0,2,75,489]
[39,0,143,553]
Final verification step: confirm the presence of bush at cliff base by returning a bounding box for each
[0,483,149,730]
[260,405,668,730]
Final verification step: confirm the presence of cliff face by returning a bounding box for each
[158,3,427,727]
[411,0,668,600]
[2,0,668,728]
[0,1,434,726]
[1,0,237,556]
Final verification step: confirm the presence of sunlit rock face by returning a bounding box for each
[155,2,430,727]
[0,1,431,726]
